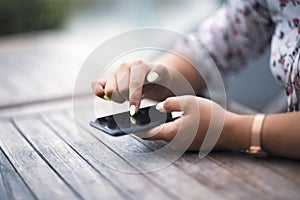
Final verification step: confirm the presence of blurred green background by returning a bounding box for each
[0,0,74,35]
[0,0,220,36]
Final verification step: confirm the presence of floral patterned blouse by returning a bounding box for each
[181,0,300,111]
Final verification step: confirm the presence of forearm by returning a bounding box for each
[262,112,300,159]
[221,112,300,159]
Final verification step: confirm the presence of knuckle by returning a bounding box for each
[129,95,141,104]
[95,87,104,95]
[163,100,171,111]
[133,59,145,66]
[119,63,130,70]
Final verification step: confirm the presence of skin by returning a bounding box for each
[93,53,300,160]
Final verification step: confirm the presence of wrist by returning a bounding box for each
[215,113,253,151]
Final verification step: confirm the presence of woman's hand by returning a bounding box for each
[137,95,239,151]
[92,60,174,116]
[137,95,300,159]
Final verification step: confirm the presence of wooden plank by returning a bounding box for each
[87,129,222,199]
[208,152,300,200]
[0,119,80,200]
[173,153,268,200]
[0,148,35,200]
[131,137,269,200]
[67,110,223,200]
[14,116,126,200]
[43,111,173,200]
[260,158,300,185]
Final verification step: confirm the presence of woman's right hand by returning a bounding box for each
[92,60,173,116]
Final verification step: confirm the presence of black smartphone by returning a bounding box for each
[90,105,180,136]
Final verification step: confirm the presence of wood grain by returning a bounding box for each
[208,152,300,200]
[43,110,173,200]
[0,120,80,200]
[131,137,270,200]
[0,148,35,200]
[14,115,125,200]
[67,109,223,200]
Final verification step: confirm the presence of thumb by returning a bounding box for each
[156,96,192,113]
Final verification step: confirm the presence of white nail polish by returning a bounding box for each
[130,105,136,116]
[147,72,159,83]
[130,116,136,124]
[155,102,165,112]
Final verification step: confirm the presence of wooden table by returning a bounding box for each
[0,32,299,200]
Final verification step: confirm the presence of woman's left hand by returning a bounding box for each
[136,95,238,151]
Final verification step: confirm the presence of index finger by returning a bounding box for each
[129,63,150,115]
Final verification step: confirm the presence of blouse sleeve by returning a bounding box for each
[176,0,275,79]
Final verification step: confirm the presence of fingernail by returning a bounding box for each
[147,72,159,83]
[155,102,165,112]
[103,95,111,101]
[130,105,136,116]
[130,116,136,124]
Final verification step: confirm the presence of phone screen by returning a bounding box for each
[90,105,178,136]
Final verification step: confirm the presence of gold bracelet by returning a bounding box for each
[245,114,269,157]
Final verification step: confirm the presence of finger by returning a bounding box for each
[143,64,170,97]
[129,60,151,115]
[116,63,130,99]
[91,81,105,97]
[104,73,126,103]
[157,96,193,114]
[146,64,170,84]
[136,119,181,142]
[155,97,181,113]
